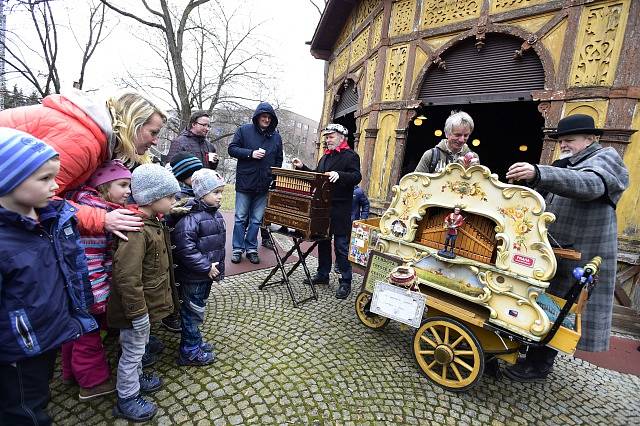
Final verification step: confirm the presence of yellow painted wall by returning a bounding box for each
[369,112,399,199]
[617,103,640,241]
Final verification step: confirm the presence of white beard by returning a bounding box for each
[558,151,573,159]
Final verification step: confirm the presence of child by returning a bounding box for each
[61,160,132,401]
[171,169,226,366]
[108,163,180,422]
[170,151,204,201]
[0,128,97,424]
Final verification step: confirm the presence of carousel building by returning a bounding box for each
[310,0,639,331]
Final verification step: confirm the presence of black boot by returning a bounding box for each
[504,346,557,382]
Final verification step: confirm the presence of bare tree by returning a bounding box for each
[1,0,113,97]
[308,0,327,15]
[99,0,212,128]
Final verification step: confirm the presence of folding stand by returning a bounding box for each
[258,226,320,307]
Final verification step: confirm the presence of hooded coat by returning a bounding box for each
[533,142,628,352]
[228,103,283,193]
[0,91,115,235]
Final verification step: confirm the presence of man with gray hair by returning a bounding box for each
[414,110,479,173]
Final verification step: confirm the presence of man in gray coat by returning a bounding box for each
[505,114,628,381]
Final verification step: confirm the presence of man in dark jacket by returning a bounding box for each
[167,110,218,170]
[293,123,362,299]
[228,102,283,264]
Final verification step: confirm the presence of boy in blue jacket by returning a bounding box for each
[0,128,97,425]
[171,169,226,366]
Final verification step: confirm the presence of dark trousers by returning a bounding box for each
[179,281,212,351]
[317,234,352,284]
[0,350,57,426]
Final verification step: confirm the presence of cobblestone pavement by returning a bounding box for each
[51,258,640,425]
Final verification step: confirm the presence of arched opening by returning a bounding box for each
[402,34,546,179]
[332,79,358,149]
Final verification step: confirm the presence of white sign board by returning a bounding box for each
[370,281,427,328]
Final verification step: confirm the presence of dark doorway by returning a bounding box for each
[332,79,358,149]
[334,112,357,149]
[401,102,544,180]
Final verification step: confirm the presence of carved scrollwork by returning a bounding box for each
[382,45,409,101]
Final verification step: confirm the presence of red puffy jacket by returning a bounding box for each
[0,94,110,233]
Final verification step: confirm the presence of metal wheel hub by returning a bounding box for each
[434,344,454,364]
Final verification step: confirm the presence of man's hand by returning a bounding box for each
[105,209,143,241]
[208,152,219,162]
[325,171,339,183]
[292,158,303,169]
[252,148,266,159]
[208,262,220,279]
[506,162,536,183]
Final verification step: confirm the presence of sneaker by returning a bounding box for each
[231,252,242,264]
[139,371,163,394]
[335,283,352,300]
[261,239,275,250]
[303,274,329,285]
[146,335,165,355]
[178,347,216,366]
[161,314,181,333]
[201,341,215,352]
[113,394,157,422]
[79,378,116,401]
[247,252,260,264]
[141,351,157,368]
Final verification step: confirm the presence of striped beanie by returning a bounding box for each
[170,152,203,181]
[0,128,58,197]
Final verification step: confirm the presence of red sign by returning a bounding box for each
[513,254,535,268]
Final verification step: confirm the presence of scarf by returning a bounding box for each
[325,140,350,155]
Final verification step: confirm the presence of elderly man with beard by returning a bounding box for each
[505,114,628,381]
[292,123,362,300]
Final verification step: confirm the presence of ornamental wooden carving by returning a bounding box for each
[390,0,416,37]
[356,0,378,27]
[491,0,550,13]
[372,12,384,47]
[334,48,350,78]
[363,54,378,107]
[421,0,481,29]
[352,27,370,64]
[382,45,408,101]
[571,1,629,87]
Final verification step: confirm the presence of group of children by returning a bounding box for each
[0,128,227,423]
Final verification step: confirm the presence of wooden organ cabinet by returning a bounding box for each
[263,167,333,240]
[414,207,497,264]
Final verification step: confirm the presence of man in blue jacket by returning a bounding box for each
[228,102,283,264]
[351,185,370,222]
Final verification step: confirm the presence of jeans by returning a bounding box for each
[179,281,212,351]
[0,350,56,426]
[317,234,352,284]
[232,191,268,254]
[116,325,150,399]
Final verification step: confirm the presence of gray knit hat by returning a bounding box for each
[132,163,180,206]
[192,169,225,199]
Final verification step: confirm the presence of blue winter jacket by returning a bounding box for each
[0,200,97,363]
[171,199,226,284]
[228,102,283,193]
[351,186,370,222]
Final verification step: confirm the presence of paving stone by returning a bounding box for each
[47,266,640,425]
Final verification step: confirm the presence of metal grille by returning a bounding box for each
[419,35,545,105]
[333,80,358,118]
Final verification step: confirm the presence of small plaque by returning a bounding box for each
[362,251,403,293]
[370,281,427,328]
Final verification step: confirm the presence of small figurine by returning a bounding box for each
[391,219,408,238]
[438,206,465,259]
[459,152,480,168]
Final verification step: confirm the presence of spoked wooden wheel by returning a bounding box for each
[355,292,389,329]
[413,316,484,392]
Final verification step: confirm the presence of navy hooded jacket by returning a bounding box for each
[171,199,226,284]
[0,200,97,363]
[228,102,283,193]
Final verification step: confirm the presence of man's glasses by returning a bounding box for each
[196,122,211,128]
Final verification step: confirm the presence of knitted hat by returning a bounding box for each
[0,128,59,197]
[191,169,225,199]
[131,163,180,206]
[170,152,203,180]
[87,160,132,188]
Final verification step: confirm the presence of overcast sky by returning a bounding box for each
[4,0,326,120]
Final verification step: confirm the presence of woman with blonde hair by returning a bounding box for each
[0,89,166,238]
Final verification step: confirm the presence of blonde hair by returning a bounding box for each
[107,93,166,166]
